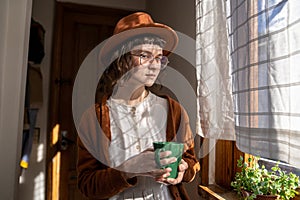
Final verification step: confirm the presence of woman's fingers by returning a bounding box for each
[166,171,183,185]
[159,156,177,166]
[158,150,172,158]
[154,167,172,183]
[157,150,177,166]
[165,159,188,185]
[178,159,188,171]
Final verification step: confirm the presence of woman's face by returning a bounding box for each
[123,43,164,87]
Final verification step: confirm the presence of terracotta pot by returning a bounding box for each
[242,190,278,200]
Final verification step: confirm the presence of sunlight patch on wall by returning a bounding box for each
[34,172,45,200]
[52,152,61,199]
[50,123,61,199]
[52,124,60,145]
[37,143,44,162]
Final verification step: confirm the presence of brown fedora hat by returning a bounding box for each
[99,12,178,66]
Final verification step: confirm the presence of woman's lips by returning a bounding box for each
[146,74,156,77]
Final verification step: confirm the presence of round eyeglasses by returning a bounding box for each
[130,51,169,70]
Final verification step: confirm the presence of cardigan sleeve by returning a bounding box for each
[181,107,200,183]
[167,97,200,183]
[76,105,137,199]
[181,146,200,183]
[77,138,137,199]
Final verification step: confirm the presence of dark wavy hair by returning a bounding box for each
[96,35,166,101]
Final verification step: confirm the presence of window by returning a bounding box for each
[196,0,300,188]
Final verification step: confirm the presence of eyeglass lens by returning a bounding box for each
[139,53,168,68]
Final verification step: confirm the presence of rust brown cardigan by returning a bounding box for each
[77,95,200,200]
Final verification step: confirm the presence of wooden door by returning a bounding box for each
[47,3,132,199]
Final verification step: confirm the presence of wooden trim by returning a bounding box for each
[198,141,245,199]
[199,185,226,200]
[215,140,233,189]
[199,184,239,200]
[199,137,209,186]
[198,137,245,192]
[46,2,63,200]
[215,140,244,189]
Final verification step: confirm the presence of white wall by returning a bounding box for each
[57,0,146,10]
[17,0,55,199]
[147,0,197,131]
[147,0,196,38]
[0,0,32,199]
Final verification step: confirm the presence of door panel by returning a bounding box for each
[48,3,132,199]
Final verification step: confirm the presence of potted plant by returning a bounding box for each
[231,156,299,200]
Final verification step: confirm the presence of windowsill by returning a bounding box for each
[199,184,239,200]
[199,184,300,200]
[259,158,300,177]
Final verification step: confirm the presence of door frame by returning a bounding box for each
[46,3,133,199]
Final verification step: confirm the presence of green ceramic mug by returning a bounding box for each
[153,141,184,178]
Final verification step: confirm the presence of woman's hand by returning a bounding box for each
[116,149,177,180]
[155,159,188,185]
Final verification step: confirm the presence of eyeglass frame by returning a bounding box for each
[129,51,169,70]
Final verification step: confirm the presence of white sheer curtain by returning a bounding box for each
[196,0,300,167]
[195,0,235,140]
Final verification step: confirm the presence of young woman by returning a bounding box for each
[77,12,200,200]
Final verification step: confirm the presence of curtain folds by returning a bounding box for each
[196,0,236,140]
[196,0,300,167]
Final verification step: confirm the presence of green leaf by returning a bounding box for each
[231,156,300,200]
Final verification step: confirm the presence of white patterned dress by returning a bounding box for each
[107,92,173,200]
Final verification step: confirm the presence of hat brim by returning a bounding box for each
[99,26,178,66]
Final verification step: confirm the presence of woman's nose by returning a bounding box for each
[148,59,161,70]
